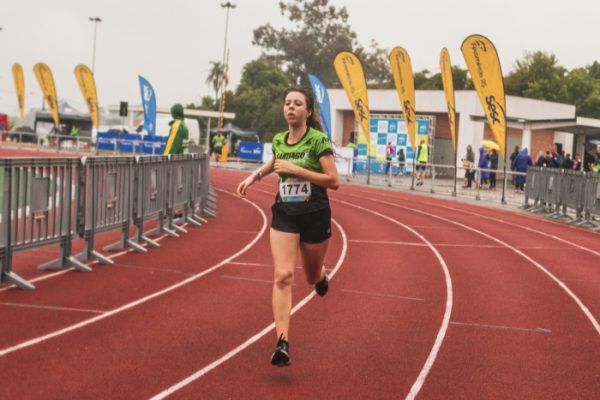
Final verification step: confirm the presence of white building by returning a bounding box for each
[328,89,600,166]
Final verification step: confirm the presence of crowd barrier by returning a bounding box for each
[0,154,216,290]
[342,158,527,206]
[523,167,599,229]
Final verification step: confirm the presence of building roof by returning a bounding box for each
[107,105,235,120]
[470,115,600,135]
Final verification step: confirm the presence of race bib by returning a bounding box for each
[279,178,311,202]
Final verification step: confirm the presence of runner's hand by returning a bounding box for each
[274,160,299,175]
[237,176,255,198]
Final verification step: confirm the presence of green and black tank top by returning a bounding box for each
[271,127,334,215]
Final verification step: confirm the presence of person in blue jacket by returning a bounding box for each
[511,147,533,192]
[478,147,490,188]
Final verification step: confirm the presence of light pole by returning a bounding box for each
[89,17,102,74]
[220,2,236,98]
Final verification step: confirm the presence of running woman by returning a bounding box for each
[237,87,340,367]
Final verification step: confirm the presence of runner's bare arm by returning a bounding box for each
[237,156,276,197]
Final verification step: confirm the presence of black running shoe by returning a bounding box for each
[315,274,329,297]
[270,334,291,367]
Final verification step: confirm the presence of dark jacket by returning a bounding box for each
[512,148,533,185]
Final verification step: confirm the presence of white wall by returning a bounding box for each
[328,89,576,165]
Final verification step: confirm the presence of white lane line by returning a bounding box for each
[202,229,261,234]
[350,186,600,240]
[226,262,302,270]
[421,200,600,258]
[0,191,268,358]
[348,239,506,249]
[450,321,552,334]
[0,302,106,314]
[149,218,348,400]
[220,275,276,285]
[341,289,425,302]
[340,191,600,337]
[350,186,600,257]
[227,261,273,267]
[349,240,425,246]
[331,198,453,400]
[112,263,194,276]
[0,229,184,294]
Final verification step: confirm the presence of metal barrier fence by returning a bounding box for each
[0,154,215,290]
[523,167,599,229]
[342,158,527,206]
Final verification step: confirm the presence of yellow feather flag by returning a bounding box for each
[389,47,417,150]
[12,63,25,124]
[461,34,507,158]
[333,51,371,143]
[74,64,100,129]
[440,48,457,154]
[33,63,60,128]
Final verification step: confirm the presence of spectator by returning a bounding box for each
[462,144,475,188]
[163,103,189,155]
[385,142,394,176]
[572,153,582,171]
[489,149,499,190]
[591,144,600,173]
[478,147,490,188]
[511,147,533,192]
[562,154,573,170]
[509,145,519,185]
[212,132,226,161]
[552,149,564,168]
[396,148,406,176]
[535,150,546,167]
[544,150,555,168]
[415,139,428,186]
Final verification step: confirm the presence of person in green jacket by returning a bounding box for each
[415,138,428,186]
[212,132,226,161]
[163,103,188,155]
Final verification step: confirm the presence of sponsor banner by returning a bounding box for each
[461,34,507,157]
[307,73,332,139]
[138,76,157,137]
[356,115,430,172]
[238,141,263,161]
[12,63,25,123]
[333,51,371,143]
[440,48,457,154]
[74,64,100,129]
[389,47,417,151]
[33,62,59,127]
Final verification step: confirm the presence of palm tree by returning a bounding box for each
[206,61,224,109]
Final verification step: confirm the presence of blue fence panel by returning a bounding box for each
[238,141,263,161]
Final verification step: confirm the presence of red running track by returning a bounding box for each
[0,168,598,399]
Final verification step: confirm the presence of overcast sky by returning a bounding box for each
[1,0,599,117]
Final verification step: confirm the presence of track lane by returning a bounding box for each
[332,185,600,399]
[159,171,452,400]
[340,185,600,322]
[0,178,343,399]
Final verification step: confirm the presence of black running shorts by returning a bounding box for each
[271,206,332,244]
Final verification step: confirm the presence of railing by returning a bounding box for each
[0,154,215,290]
[342,158,528,206]
[523,167,599,229]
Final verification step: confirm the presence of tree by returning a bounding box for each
[504,51,566,99]
[206,61,225,107]
[451,66,472,90]
[355,40,394,89]
[253,0,389,87]
[228,59,291,142]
